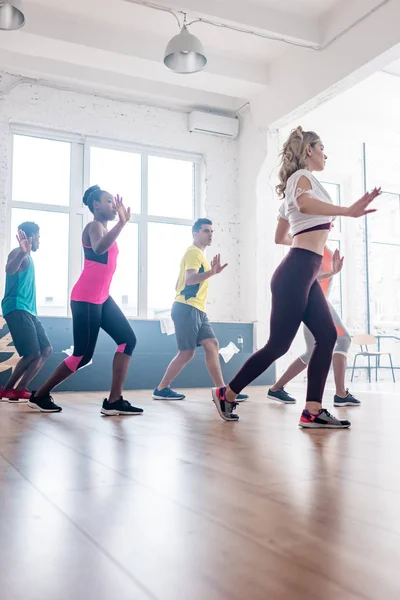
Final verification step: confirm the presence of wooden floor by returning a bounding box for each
[1,383,400,600]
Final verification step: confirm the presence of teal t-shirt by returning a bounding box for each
[1,254,37,317]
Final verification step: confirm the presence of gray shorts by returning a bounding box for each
[171,302,216,351]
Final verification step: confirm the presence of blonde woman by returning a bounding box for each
[212,127,380,427]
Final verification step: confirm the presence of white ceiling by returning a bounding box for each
[0,0,393,114]
[249,0,343,16]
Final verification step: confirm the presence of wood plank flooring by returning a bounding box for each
[1,384,399,600]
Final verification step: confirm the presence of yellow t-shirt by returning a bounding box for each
[175,245,210,313]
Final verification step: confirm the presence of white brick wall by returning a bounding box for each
[0,74,240,321]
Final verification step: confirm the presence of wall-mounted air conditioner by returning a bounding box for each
[188,111,239,139]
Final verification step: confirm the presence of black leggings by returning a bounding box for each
[230,248,337,402]
[65,297,136,372]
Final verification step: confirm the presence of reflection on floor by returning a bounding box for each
[0,384,399,600]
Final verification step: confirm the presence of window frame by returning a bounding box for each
[8,125,203,319]
[320,180,344,318]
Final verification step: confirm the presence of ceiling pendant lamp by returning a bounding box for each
[164,21,207,74]
[0,1,25,30]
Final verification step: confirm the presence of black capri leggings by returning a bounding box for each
[64,297,136,372]
[230,248,337,403]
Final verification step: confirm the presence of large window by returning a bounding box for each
[365,143,400,329]
[322,181,343,316]
[7,131,200,318]
[367,191,400,325]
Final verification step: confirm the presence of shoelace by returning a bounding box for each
[322,409,339,421]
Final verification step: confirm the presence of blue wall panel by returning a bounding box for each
[0,317,275,391]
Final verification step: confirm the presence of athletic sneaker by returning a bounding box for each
[101,397,143,416]
[0,387,10,401]
[299,408,350,429]
[152,387,185,400]
[267,387,297,404]
[0,387,29,403]
[236,393,249,402]
[211,387,239,421]
[334,389,361,407]
[28,392,62,413]
[10,388,31,402]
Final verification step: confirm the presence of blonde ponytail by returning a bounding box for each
[276,126,320,198]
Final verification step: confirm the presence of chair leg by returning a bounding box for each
[389,354,396,383]
[351,355,359,382]
[367,355,371,383]
[376,355,378,382]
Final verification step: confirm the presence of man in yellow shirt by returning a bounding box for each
[153,218,248,404]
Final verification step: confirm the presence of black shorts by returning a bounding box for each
[171,302,216,351]
[4,310,51,357]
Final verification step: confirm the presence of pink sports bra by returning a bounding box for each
[71,241,119,304]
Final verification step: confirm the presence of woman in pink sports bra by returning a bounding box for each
[29,185,143,416]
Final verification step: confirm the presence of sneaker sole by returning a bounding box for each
[152,395,185,401]
[8,398,29,403]
[100,408,143,416]
[334,402,361,407]
[27,401,62,413]
[211,388,239,422]
[299,422,351,429]
[267,394,297,404]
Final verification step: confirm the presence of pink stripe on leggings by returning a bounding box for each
[116,343,126,353]
[64,355,83,372]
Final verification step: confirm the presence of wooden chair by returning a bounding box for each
[351,334,396,383]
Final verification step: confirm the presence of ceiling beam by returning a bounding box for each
[0,52,243,113]
[133,0,322,46]
[0,30,267,101]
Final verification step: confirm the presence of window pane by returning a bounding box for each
[369,244,400,324]
[90,147,141,214]
[365,142,399,194]
[147,223,192,318]
[109,223,139,317]
[148,156,194,219]
[321,181,341,232]
[368,192,400,244]
[12,135,71,206]
[10,209,69,316]
[326,240,342,317]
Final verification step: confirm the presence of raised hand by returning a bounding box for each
[114,194,131,225]
[346,187,381,218]
[211,254,228,276]
[331,248,344,275]
[16,229,32,254]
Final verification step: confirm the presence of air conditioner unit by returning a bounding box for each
[188,111,239,139]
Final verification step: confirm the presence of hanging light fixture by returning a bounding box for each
[164,15,207,74]
[0,1,25,30]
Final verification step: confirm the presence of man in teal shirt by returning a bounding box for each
[1,222,52,402]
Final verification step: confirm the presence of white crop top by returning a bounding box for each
[277,169,335,236]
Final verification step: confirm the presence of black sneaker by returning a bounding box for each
[211,387,239,421]
[28,392,62,413]
[267,387,297,404]
[101,397,143,416]
[334,389,361,407]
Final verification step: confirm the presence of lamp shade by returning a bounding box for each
[164,25,207,74]
[0,1,25,30]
